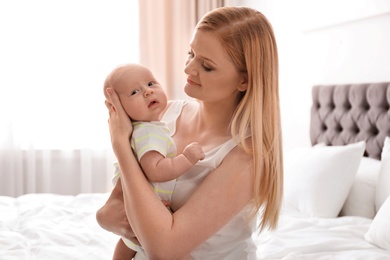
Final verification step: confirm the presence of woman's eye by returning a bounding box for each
[131,89,140,95]
[187,50,212,71]
[202,63,213,72]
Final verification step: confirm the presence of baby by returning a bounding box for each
[103,63,205,259]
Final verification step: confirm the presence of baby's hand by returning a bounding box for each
[183,142,205,165]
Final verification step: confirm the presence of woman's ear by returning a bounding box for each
[237,75,248,92]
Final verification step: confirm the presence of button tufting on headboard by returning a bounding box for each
[310,82,390,160]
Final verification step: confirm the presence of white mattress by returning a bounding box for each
[1,193,389,259]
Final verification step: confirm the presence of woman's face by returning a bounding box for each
[184,30,247,104]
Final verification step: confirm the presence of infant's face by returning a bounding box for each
[115,66,167,122]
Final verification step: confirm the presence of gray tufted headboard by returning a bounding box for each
[310,82,390,160]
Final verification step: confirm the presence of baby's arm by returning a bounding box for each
[140,142,204,182]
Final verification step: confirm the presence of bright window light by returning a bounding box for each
[0,0,139,149]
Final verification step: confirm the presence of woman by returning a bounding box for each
[97,6,283,259]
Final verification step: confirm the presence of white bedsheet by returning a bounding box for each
[1,194,389,259]
[0,193,117,260]
[255,207,390,260]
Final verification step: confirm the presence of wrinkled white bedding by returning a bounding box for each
[255,207,390,260]
[0,193,117,260]
[1,193,389,260]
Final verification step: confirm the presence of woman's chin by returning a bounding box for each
[184,84,199,97]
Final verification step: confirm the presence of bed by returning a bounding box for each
[0,193,117,259]
[1,83,390,259]
[255,82,390,259]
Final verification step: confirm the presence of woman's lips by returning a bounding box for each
[187,78,201,86]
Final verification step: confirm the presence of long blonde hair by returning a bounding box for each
[197,7,283,231]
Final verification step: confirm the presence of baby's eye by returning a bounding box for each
[148,81,154,87]
[131,89,140,95]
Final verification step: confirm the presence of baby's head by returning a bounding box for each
[103,63,141,99]
[104,63,168,122]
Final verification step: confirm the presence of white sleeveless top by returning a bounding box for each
[135,100,257,260]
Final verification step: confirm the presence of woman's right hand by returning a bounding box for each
[105,88,133,152]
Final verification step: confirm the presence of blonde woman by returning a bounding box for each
[97,6,283,259]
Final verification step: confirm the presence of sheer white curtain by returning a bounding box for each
[139,0,225,100]
[0,0,139,196]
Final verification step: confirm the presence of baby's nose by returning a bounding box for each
[144,89,154,97]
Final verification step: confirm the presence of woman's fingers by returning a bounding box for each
[104,88,133,140]
[105,89,117,112]
[105,100,115,113]
[106,88,127,116]
[106,88,120,107]
[104,100,110,109]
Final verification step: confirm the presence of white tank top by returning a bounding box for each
[135,100,257,260]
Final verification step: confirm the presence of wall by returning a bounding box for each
[228,0,390,151]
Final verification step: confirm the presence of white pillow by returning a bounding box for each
[340,157,381,218]
[365,195,390,250]
[284,141,366,217]
[376,136,390,212]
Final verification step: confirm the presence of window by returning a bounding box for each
[0,0,139,149]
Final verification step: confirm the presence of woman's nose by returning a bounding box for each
[144,89,154,97]
[184,58,198,76]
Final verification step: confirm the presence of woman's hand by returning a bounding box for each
[96,178,171,245]
[96,179,138,242]
[105,88,133,152]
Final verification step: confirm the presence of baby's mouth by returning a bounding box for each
[148,100,158,107]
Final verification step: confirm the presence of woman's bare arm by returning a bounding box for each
[96,178,137,241]
[121,144,253,259]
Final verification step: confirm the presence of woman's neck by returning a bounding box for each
[174,99,238,153]
[196,101,235,132]
[189,100,240,150]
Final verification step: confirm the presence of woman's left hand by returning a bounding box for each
[105,88,133,149]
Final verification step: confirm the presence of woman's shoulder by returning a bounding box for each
[165,99,198,118]
[225,139,252,165]
[162,99,198,136]
[167,99,198,109]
